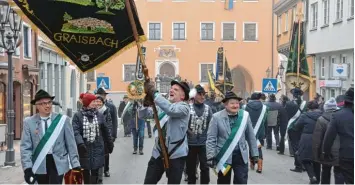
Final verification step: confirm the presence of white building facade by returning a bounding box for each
[306,0,354,100]
[38,37,87,114]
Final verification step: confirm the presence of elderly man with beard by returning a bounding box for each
[185,85,213,184]
[206,91,258,184]
[139,80,190,184]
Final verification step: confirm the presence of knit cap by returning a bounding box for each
[82,93,97,107]
[324,97,337,111]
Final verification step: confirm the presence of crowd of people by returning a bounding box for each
[19,79,354,184]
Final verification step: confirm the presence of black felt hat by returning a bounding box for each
[344,87,354,104]
[195,84,206,94]
[31,89,55,105]
[171,80,190,101]
[290,87,304,97]
[222,91,242,103]
[96,87,109,95]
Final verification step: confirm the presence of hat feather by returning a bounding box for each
[189,88,197,99]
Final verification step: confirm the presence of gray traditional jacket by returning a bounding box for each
[20,113,80,175]
[206,109,259,165]
[138,94,190,159]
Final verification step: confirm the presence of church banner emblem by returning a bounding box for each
[11,0,146,72]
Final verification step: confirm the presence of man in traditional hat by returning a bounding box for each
[185,84,213,184]
[20,89,81,184]
[95,87,118,177]
[206,91,259,184]
[139,80,190,184]
[118,95,131,137]
[323,87,354,184]
[286,87,307,172]
[244,93,268,173]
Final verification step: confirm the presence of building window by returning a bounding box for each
[277,16,281,35]
[321,58,325,77]
[330,89,336,98]
[200,22,214,40]
[323,0,329,25]
[342,55,347,63]
[311,2,318,29]
[331,57,336,64]
[312,60,316,75]
[350,0,354,17]
[243,22,258,41]
[123,64,136,82]
[148,23,161,40]
[86,71,95,82]
[23,25,32,58]
[336,0,344,20]
[173,22,185,40]
[222,22,235,41]
[200,63,214,82]
[285,12,289,31]
[321,88,326,97]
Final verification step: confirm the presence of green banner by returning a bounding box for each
[286,22,310,78]
[12,0,145,72]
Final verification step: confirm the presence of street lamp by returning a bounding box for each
[278,63,285,79]
[265,67,271,78]
[0,2,23,167]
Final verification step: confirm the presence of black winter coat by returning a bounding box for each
[312,111,340,166]
[101,107,113,155]
[72,111,113,170]
[105,101,118,138]
[294,110,322,161]
[245,100,268,142]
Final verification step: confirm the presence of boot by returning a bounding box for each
[90,176,99,184]
[256,159,263,173]
[139,149,144,155]
[309,176,318,184]
[104,171,110,177]
[249,158,255,170]
[133,148,137,154]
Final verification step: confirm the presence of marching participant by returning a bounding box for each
[206,91,258,184]
[20,90,81,184]
[244,93,268,173]
[186,85,213,184]
[139,80,190,184]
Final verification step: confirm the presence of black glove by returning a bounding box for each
[206,158,216,168]
[251,156,259,164]
[78,144,88,158]
[107,142,114,154]
[112,137,116,142]
[24,168,36,184]
[144,81,157,99]
[72,167,82,171]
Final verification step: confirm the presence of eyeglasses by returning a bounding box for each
[36,101,53,106]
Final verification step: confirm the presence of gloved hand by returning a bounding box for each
[24,168,36,184]
[72,167,82,171]
[251,156,259,164]
[78,144,88,158]
[143,96,154,107]
[107,142,114,154]
[206,158,216,168]
[144,81,157,99]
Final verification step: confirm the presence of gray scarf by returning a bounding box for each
[98,105,107,114]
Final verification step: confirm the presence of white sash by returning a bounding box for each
[253,105,267,146]
[215,111,249,174]
[32,115,67,173]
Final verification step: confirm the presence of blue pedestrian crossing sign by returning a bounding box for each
[96,77,111,90]
[262,78,278,93]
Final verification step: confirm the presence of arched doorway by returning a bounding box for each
[159,62,175,76]
[231,65,254,99]
[14,81,21,140]
[157,62,176,94]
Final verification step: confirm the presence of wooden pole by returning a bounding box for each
[125,0,170,170]
[296,19,301,87]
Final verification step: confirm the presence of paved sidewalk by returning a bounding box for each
[0,140,24,184]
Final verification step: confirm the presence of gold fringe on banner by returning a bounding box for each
[8,0,147,74]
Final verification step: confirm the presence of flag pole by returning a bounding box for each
[296,9,303,87]
[124,0,170,170]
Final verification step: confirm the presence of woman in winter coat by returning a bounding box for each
[72,93,114,184]
[96,96,113,183]
[294,101,322,184]
[312,98,344,184]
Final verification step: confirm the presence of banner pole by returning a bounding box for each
[124,0,170,170]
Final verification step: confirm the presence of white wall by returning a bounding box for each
[307,0,354,54]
